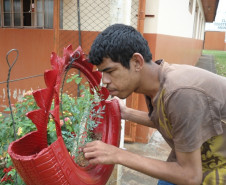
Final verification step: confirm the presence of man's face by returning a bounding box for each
[97,57,139,99]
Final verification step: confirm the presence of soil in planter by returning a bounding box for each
[76,132,102,167]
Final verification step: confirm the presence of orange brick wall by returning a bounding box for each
[0,29,54,110]
[204,31,225,51]
[127,33,203,143]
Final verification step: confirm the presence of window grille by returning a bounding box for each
[0,0,54,28]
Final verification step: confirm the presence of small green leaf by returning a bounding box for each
[75,77,82,85]
[66,78,73,83]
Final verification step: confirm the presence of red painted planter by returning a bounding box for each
[8,46,121,185]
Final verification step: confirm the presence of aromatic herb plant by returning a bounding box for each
[0,73,105,184]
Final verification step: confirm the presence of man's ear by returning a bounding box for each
[131,53,144,72]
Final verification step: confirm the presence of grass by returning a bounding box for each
[202,50,226,77]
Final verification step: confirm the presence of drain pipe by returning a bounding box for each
[137,0,146,34]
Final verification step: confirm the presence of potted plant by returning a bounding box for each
[2,46,121,185]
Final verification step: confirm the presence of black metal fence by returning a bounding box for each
[59,0,139,55]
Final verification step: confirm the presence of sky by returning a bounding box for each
[205,0,226,31]
[215,0,226,21]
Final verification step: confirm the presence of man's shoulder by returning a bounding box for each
[161,62,225,95]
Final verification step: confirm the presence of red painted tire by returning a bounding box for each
[8,46,121,185]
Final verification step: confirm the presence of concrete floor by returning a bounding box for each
[107,131,171,185]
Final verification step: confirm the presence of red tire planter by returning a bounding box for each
[8,46,121,185]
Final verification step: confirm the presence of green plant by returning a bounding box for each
[202,50,226,77]
[0,91,37,184]
[61,73,105,165]
[0,73,105,184]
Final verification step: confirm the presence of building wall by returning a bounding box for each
[154,0,193,37]
[0,0,208,143]
[59,30,99,55]
[0,29,54,110]
[144,33,203,65]
[144,0,205,40]
[204,31,226,50]
[143,0,205,65]
[154,34,203,65]
[128,33,203,143]
[131,0,206,143]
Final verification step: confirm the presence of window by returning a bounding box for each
[0,0,53,28]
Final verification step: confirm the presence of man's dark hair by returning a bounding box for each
[89,24,152,69]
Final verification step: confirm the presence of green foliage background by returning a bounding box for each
[202,50,226,77]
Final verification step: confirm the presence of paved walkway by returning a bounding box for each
[120,131,171,185]
[107,54,216,185]
[196,54,216,73]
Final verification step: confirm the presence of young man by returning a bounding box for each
[83,24,226,185]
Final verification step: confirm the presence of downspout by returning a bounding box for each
[127,0,146,143]
[137,0,146,34]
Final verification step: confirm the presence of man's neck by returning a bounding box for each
[135,61,161,99]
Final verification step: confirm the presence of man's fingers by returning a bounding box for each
[81,141,98,152]
[88,158,100,165]
[84,151,97,159]
[82,140,118,165]
[83,146,94,153]
[85,140,97,147]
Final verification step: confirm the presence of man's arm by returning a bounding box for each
[116,97,156,128]
[83,141,202,185]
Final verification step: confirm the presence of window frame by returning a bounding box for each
[0,0,53,29]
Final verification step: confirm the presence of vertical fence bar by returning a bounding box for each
[137,0,146,34]
[53,0,60,55]
[76,0,81,97]
[77,0,82,47]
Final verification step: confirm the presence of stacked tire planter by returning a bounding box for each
[8,46,121,185]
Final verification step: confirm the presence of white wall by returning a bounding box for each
[62,0,138,31]
[144,0,206,39]
[62,0,206,40]
[144,0,160,33]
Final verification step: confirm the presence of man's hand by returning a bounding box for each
[82,140,122,165]
[83,140,202,185]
